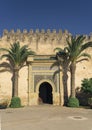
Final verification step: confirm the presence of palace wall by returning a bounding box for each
[0,29,92,105]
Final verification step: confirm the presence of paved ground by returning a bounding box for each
[0,105,92,130]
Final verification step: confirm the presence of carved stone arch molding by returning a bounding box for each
[27,55,63,106]
[36,79,55,93]
[35,79,60,105]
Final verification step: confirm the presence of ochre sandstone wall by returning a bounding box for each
[0,29,92,105]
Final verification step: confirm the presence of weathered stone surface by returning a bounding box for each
[0,29,92,106]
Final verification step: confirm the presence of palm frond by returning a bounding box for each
[1,54,15,66]
[52,70,61,79]
[0,48,10,52]
[81,42,92,51]
[65,35,91,63]
[0,62,12,69]
[20,45,28,53]
[76,58,89,63]
[54,47,63,52]
[50,61,60,70]
[19,50,35,66]
[78,53,91,60]
[0,68,11,73]
[66,38,72,50]
[64,47,70,53]
[0,42,35,70]
[0,61,13,72]
[75,35,85,46]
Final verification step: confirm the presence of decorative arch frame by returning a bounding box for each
[36,79,55,94]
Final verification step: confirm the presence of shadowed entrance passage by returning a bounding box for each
[39,82,53,104]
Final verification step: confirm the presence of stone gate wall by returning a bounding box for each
[0,29,92,105]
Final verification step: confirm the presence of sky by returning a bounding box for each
[0,0,92,36]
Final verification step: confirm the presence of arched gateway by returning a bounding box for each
[39,82,53,104]
[36,79,55,104]
[27,55,64,106]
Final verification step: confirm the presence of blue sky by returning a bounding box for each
[0,0,92,36]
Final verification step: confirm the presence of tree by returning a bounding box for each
[54,48,70,104]
[55,35,92,98]
[0,42,35,97]
[81,78,92,94]
[66,35,92,98]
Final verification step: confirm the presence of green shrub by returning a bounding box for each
[76,91,91,106]
[81,78,92,94]
[88,98,92,108]
[67,97,79,107]
[9,97,21,108]
[0,99,9,109]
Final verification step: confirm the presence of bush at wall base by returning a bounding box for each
[9,97,21,108]
[88,98,92,109]
[0,99,9,109]
[67,97,79,108]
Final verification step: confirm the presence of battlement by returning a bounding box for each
[2,29,92,41]
[0,29,92,55]
[1,29,72,42]
[2,29,70,35]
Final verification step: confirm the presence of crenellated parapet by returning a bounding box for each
[0,29,92,55]
[1,29,92,43]
[1,29,71,43]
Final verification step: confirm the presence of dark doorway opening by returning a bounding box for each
[39,82,53,104]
